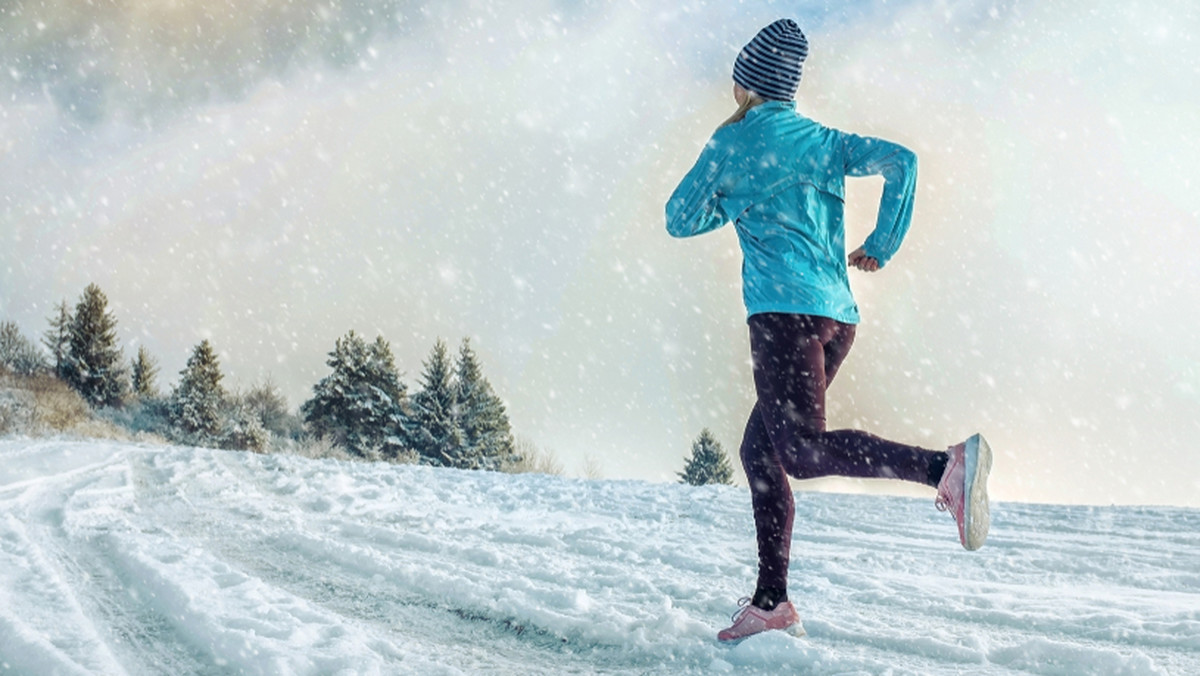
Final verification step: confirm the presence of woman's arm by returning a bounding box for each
[840,133,918,268]
[665,135,734,238]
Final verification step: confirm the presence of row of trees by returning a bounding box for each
[2,284,298,451]
[2,284,516,470]
[3,284,163,410]
[5,283,734,480]
[300,331,515,469]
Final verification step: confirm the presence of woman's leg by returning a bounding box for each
[739,402,793,609]
[738,313,948,608]
[750,313,946,486]
[740,313,831,610]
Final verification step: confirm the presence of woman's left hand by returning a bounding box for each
[848,247,880,272]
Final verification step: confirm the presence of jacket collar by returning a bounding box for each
[744,100,797,120]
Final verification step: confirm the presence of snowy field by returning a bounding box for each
[1,439,1197,675]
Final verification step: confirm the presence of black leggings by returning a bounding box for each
[739,313,946,594]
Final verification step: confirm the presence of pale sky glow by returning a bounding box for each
[2,0,1198,506]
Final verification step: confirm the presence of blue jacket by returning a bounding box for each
[665,101,917,324]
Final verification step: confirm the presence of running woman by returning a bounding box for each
[665,19,992,642]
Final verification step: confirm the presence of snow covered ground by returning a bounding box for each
[1,439,1197,675]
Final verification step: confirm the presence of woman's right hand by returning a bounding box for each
[848,247,880,272]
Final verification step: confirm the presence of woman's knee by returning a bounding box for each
[780,404,826,437]
[778,435,827,480]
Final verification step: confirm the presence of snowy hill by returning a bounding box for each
[1,439,1197,675]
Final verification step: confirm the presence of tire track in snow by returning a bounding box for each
[0,443,209,675]
[56,532,219,675]
[182,449,662,674]
[117,448,440,674]
[0,513,125,676]
[213,530,633,675]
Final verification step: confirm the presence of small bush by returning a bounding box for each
[101,396,174,439]
[0,371,131,440]
[66,417,136,441]
[582,453,605,480]
[383,447,421,466]
[26,373,92,431]
[239,378,304,441]
[501,436,564,476]
[1,383,35,435]
[288,434,355,462]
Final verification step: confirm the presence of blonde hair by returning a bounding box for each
[719,93,767,128]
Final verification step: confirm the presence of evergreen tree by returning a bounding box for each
[301,331,411,458]
[454,338,516,471]
[131,346,160,399]
[302,332,364,450]
[63,284,128,407]
[363,335,413,458]
[170,340,226,442]
[0,321,46,376]
[411,339,464,467]
[679,429,734,486]
[42,300,72,377]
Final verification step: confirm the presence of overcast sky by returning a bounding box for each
[2,0,1198,506]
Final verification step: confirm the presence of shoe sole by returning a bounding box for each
[962,433,992,551]
[718,620,806,643]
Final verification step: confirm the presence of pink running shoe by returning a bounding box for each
[717,598,805,642]
[936,433,993,551]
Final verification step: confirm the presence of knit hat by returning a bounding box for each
[732,19,809,101]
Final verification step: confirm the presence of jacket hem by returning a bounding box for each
[745,305,860,325]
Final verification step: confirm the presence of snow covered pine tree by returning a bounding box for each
[131,346,160,400]
[63,284,128,407]
[411,339,466,468]
[42,300,72,378]
[301,331,412,460]
[170,340,226,445]
[679,429,734,486]
[454,338,517,471]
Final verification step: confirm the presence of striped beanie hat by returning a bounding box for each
[732,19,809,101]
